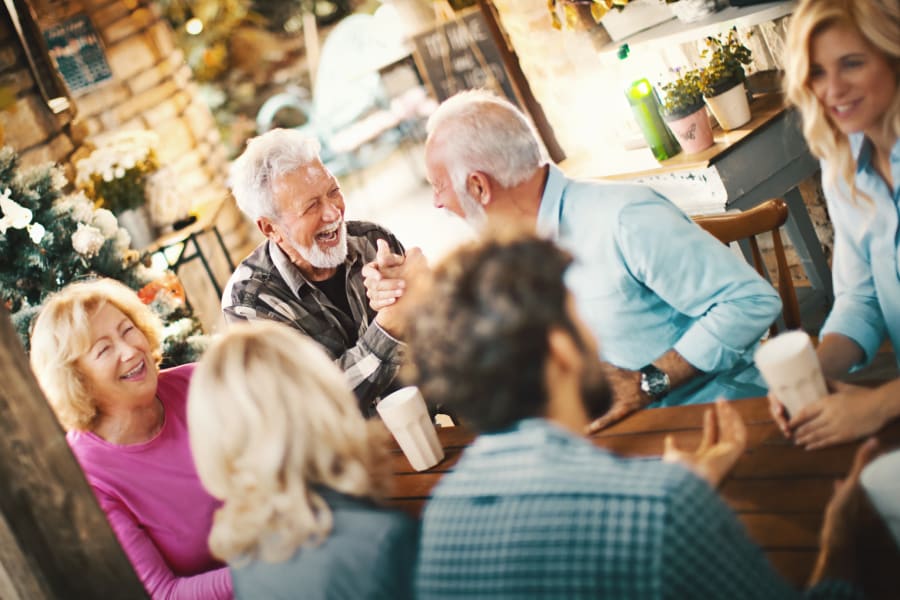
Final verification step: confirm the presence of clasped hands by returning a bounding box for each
[363,239,429,337]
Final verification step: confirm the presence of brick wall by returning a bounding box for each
[1,0,257,331]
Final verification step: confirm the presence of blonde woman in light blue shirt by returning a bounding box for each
[775,0,900,450]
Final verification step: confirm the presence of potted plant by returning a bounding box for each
[699,27,754,130]
[664,0,721,24]
[74,130,160,248]
[658,68,714,154]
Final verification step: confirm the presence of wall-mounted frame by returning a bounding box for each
[1,0,73,115]
[43,13,112,96]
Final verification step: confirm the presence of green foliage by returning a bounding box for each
[85,159,157,215]
[659,68,705,119]
[0,146,206,365]
[700,27,753,97]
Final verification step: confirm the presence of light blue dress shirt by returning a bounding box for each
[820,134,900,369]
[537,164,781,405]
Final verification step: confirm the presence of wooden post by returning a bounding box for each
[476,0,566,163]
[0,307,147,599]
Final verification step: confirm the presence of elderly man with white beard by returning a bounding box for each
[223,128,424,413]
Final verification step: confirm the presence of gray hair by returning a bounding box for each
[426,90,544,196]
[228,128,322,222]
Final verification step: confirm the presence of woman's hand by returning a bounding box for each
[767,394,792,438]
[791,381,889,450]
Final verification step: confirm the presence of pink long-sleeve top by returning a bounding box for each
[68,363,233,599]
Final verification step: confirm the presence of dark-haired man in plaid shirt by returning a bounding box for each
[223,128,425,413]
[405,233,863,600]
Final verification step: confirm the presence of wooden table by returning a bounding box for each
[561,93,833,318]
[387,397,900,588]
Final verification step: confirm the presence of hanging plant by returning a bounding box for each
[547,0,633,30]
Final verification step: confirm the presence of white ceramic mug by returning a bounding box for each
[754,330,827,417]
[376,386,444,471]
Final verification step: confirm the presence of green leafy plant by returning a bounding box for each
[699,27,753,97]
[74,130,160,216]
[659,67,705,120]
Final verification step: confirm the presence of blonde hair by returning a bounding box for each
[187,322,391,565]
[784,0,900,203]
[29,278,162,432]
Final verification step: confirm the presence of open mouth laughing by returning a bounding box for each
[120,359,147,381]
[315,221,343,246]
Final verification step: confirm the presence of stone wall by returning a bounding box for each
[1,0,256,331]
[488,0,832,279]
[0,4,80,167]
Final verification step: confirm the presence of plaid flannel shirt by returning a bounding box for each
[416,419,862,600]
[222,221,405,412]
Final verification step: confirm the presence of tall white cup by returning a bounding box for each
[376,386,444,471]
[754,330,827,417]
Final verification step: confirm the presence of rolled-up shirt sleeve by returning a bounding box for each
[819,191,886,368]
[617,198,782,373]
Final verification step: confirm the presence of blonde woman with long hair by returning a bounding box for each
[30,278,232,599]
[187,321,417,600]
[772,0,900,451]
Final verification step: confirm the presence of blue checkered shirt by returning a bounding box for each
[415,419,861,599]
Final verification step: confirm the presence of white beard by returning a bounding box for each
[286,220,348,269]
[457,188,488,231]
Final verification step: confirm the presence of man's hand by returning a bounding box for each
[662,399,747,488]
[363,239,407,310]
[791,382,890,450]
[810,438,880,585]
[367,239,429,337]
[586,365,648,433]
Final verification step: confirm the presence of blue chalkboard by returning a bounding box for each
[43,14,112,95]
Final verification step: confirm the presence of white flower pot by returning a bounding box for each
[704,82,752,131]
[668,0,721,23]
[601,0,674,41]
[117,206,156,250]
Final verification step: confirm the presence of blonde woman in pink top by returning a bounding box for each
[30,278,232,600]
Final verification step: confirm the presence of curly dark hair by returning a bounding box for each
[404,232,576,433]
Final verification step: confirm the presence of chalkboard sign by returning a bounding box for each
[43,14,113,95]
[412,10,520,108]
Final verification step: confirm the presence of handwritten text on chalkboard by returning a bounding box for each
[412,11,518,107]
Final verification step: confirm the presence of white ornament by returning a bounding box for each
[71,222,105,257]
[27,223,45,244]
[92,208,120,237]
[0,193,34,234]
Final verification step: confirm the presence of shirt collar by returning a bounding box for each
[536,163,567,241]
[467,417,585,456]
[849,132,870,174]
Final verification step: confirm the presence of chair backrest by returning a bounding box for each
[693,198,801,336]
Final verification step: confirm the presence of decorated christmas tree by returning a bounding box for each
[0,145,207,367]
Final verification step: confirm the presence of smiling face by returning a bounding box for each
[76,302,158,415]
[808,23,897,139]
[262,159,347,280]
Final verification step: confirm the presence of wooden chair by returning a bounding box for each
[693,198,801,336]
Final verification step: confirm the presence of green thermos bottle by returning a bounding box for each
[619,45,680,161]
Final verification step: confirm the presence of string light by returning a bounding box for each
[185,17,203,35]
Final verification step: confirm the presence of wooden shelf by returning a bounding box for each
[601,1,796,54]
[560,92,787,180]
